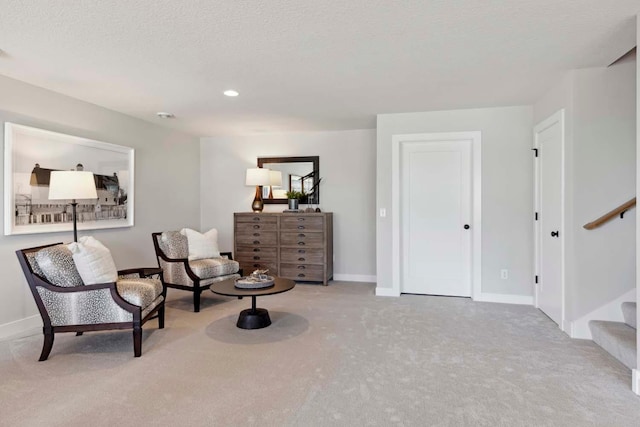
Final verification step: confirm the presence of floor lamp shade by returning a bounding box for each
[48,171,98,200]
[48,171,98,241]
[245,168,270,212]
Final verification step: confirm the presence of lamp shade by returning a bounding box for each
[269,170,282,186]
[48,171,98,200]
[245,168,270,186]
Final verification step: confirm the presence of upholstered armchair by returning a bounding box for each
[152,230,240,312]
[16,242,166,360]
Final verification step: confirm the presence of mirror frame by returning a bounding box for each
[257,156,320,204]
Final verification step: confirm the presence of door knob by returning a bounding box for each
[464,224,470,230]
[551,231,559,237]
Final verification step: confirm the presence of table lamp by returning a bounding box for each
[48,170,98,242]
[245,168,270,212]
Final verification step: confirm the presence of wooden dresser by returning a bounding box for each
[234,212,333,285]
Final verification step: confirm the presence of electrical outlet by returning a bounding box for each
[501,269,508,280]
[380,208,386,217]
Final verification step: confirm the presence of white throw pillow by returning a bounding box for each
[67,236,118,285]
[180,228,220,261]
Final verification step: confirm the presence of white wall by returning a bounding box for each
[0,75,200,338]
[571,57,636,321]
[534,54,637,324]
[376,106,534,297]
[636,15,640,395]
[200,129,377,281]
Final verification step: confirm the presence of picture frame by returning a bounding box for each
[4,123,135,236]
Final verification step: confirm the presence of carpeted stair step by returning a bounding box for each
[589,320,636,369]
[621,302,636,329]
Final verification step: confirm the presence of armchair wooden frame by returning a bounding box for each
[151,232,240,312]
[16,243,166,361]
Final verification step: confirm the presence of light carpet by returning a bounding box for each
[1,282,639,426]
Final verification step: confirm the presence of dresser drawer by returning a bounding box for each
[280,232,323,247]
[281,216,324,231]
[235,214,278,224]
[240,261,278,275]
[280,263,324,281]
[236,222,277,232]
[235,231,277,246]
[236,253,277,264]
[236,246,278,258]
[280,248,324,264]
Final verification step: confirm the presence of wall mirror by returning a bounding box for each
[257,156,320,204]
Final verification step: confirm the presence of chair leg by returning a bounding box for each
[133,325,142,357]
[158,305,165,329]
[193,290,201,313]
[39,329,54,361]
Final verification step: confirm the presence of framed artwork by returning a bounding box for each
[4,123,135,236]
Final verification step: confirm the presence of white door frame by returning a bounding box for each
[533,109,566,330]
[391,131,482,298]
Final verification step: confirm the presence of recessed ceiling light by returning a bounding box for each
[156,112,175,119]
[224,90,239,97]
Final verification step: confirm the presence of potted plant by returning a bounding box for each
[286,190,305,210]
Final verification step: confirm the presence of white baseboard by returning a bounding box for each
[474,293,533,305]
[633,369,640,395]
[375,287,400,297]
[333,274,376,283]
[566,288,635,340]
[0,315,42,341]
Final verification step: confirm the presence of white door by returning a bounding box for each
[535,111,564,325]
[401,139,472,296]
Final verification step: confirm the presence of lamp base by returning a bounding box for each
[251,186,264,212]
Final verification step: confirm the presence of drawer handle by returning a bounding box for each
[253,256,260,260]
[298,273,306,278]
[298,218,305,221]
[253,248,260,252]
[253,264,260,267]
[298,257,305,261]
[253,225,260,229]
[297,266,306,269]
[297,225,305,229]
[298,249,305,254]
[253,233,260,236]
[298,242,305,246]
[298,233,305,237]
[253,240,260,244]
[253,217,260,221]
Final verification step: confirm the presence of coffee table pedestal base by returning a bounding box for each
[237,308,271,329]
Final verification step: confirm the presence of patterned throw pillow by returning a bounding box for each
[35,245,84,287]
[160,231,189,259]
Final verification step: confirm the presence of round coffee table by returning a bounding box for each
[210,276,295,329]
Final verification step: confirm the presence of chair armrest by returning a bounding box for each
[118,267,163,278]
[32,276,140,326]
[220,251,234,260]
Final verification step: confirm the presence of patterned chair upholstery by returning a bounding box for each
[16,243,166,360]
[152,231,240,312]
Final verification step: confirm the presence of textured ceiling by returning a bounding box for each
[0,0,638,136]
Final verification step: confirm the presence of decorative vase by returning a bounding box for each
[288,199,299,210]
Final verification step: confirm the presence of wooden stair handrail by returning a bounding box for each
[583,198,636,230]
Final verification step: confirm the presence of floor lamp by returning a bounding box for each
[48,170,98,242]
